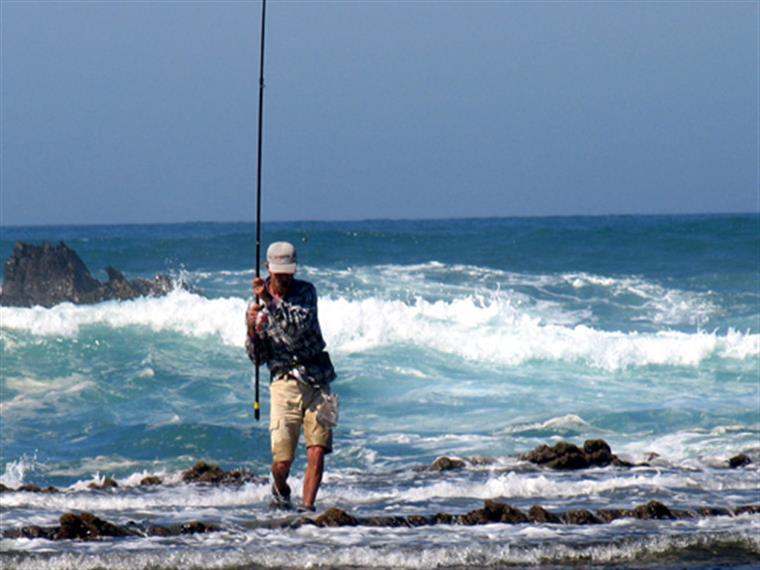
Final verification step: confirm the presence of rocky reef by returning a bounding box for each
[520,439,634,469]
[0,241,176,307]
[4,500,758,540]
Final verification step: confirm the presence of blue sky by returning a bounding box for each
[2,1,757,225]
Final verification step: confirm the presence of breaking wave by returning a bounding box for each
[1,288,756,371]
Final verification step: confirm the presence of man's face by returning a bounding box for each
[269,272,294,291]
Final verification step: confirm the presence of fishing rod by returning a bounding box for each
[253,0,267,422]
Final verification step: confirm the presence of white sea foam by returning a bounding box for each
[2,523,758,569]
[0,374,97,418]
[1,288,756,370]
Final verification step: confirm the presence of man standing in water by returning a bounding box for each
[245,242,336,512]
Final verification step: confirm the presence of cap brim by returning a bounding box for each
[268,263,296,274]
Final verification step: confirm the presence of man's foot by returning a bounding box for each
[296,503,316,513]
[270,482,292,510]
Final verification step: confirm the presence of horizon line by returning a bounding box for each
[1,210,758,230]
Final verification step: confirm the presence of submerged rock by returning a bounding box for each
[528,505,563,524]
[4,501,759,539]
[139,476,163,486]
[562,509,602,525]
[633,500,675,520]
[181,461,259,485]
[88,478,118,490]
[729,454,752,468]
[56,512,135,540]
[459,500,529,525]
[0,241,176,307]
[521,439,632,470]
[429,456,466,472]
[315,508,359,527]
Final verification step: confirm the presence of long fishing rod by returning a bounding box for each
[253,0,267,422]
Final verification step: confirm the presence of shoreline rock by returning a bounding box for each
[0,241,177,307]
[520,439,634,470]
[4,500,758,540]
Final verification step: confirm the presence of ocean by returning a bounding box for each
[1,214,758,569]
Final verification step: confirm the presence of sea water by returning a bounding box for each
[0,215,758,569]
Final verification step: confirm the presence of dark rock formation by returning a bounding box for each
[0,241,176,307]
[459,500,529,525]
[56,512,135,540]
[16,484,59,493]
[180,521,219,534]
[633,500,675,520]
[315,507,359,527]
[4,501,760,539]
[140,476,163,486]
[729,454,752,468]
[181,461,260,485]
[562,509,602,525]
[528,505,563,524]
[429,456,466,471]
[88,478,118,490]
[521,439,632,470]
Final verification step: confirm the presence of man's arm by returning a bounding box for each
[266,283,318,339]
[245,303,272,363]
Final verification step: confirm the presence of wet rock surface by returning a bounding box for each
[181,461,261,485]
[428,456,466,472]
[0,241,176,307]
[88,478,118,490]
[729,454,752,468]
[3,500,759,540]
[521,439,633,470]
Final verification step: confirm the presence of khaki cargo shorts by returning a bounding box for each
[269,375,333,463]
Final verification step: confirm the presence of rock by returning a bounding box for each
[0,241,176,307]
[521,439,631,470]
[431,512,455,525]
[13,484,59,493]
[140,476,163,486]
[528,505,562,524]
[18,525,57,540]
[89,478,118,490]
[729,454,752,468]
[405,515,431,527]
[695,506,731,517]
[467,456,496,466]
[181,461,258,485]
[562,509,602,525]
[315,508,358,527]
[362,516,409,527]
[633,500,675,520]
[0,483,9,493]
[595,509,633,523]
[459,500,528,525]
[56,512,133,540]
[734,505,760,515]
[146,525,173,537]
[180,521,219,534]
[429,456,466,471]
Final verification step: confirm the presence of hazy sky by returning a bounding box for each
[2,1,758,225]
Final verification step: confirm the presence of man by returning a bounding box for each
[245,241,336,512]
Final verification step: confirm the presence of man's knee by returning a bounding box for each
[272,460,292,474]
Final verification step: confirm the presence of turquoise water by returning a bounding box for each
[1,214,758,569]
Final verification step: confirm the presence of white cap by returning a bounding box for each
[266,242,297,274]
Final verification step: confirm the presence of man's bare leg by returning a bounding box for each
[272,460,292,504]
[302,446,325,508]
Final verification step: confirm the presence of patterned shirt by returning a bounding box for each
[245,278,335,386]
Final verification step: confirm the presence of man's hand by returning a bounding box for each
[247,303,268,337]
[253,277,273,304]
